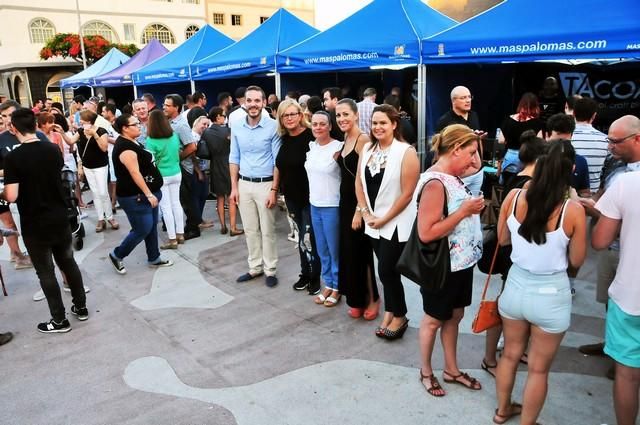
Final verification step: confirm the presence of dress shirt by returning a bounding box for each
[229,114,281,178]
[169,114,195,174]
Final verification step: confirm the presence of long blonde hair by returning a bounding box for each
[276,99,309,136]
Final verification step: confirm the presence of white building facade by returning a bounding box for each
[0,0,206,105]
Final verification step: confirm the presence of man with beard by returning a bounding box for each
[229,86,281,287]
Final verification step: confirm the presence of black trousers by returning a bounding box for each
[24,231,85,322]
[179,167,201,233]
[370,231,407,317]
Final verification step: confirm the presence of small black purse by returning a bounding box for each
[396,179,451,293]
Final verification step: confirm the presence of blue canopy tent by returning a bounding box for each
[133,25,234,92]
[192,8,318,96]
[93,39,169,97]
[60,48,130,89]
[276,0,456,156]
[277,0,455,71]
[422,0,640,63]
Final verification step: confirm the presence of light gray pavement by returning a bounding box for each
[0,201,616,424]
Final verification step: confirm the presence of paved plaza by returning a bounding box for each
[0,202,616,424]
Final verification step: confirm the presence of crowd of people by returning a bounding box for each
[0,78,638,425]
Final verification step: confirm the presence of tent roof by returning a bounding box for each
[276,0,456,73]
[192,8,318,80]
[94,39,169,87]
[134,25,233,86]
[60,48,130,88]
[422,0,640,63]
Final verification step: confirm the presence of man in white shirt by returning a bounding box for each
[572,97,608,192]
[592,115,640,425]
[357,87,377,136]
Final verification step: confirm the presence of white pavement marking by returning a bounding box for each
[124,356,614,425]
[129,229,235,311]
[130,249,233,311]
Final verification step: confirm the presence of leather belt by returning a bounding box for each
[239,175,273,183]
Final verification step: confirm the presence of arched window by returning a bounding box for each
[82,21,119,42]
[29,18,55,44]
[142,24,175,44]
[185,24,199,40]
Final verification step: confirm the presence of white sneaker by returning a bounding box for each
[497,335,505,351]
[62,284,91,294]
[32,289,45,302]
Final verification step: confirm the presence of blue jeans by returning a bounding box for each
[285,199,320,280]
[113,190,162,263]
[310,205,340,290]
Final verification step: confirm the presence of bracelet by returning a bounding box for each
[145,193,154,198]
[356,206,369,214]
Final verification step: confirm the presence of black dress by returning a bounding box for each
[336,142,379,308]
[202,124,231,196]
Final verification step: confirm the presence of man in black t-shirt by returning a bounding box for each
[1,108,88,334]
[436,86,482,132]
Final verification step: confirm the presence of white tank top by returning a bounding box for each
[507,190,570,274]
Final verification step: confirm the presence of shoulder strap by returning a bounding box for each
[510,189,522,216]
[555,198,570,230]
[417,177,448,217]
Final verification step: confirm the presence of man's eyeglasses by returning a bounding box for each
[282,112,300,119]
[454,95,473,101]
[606,133,638,145]
[124,122,141,127]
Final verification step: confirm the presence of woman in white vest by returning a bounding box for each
[355,104,419,340]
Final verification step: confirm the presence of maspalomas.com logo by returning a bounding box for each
[559,72,640,101]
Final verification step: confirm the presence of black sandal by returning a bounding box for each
[493,402,522,424]
[419,369,446,397]
[481,359,498,378]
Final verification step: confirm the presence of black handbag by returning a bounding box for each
[396,179,451,293]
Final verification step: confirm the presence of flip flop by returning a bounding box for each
[481,359,498,378]
[493,402,522,424]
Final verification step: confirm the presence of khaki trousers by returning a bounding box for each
[238,179,278,276]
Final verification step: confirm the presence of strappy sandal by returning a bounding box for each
[324,292,341,307]
[493,402,522,424]
[443,370,482,390]
[481,359,498,378]
[419,369,446,397]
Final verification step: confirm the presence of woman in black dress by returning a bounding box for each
[275,99,321,295]
[202,107,242,236]
[335,98,379,320]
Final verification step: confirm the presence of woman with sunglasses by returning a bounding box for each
[108,114,172,275]
[275,100,321,295]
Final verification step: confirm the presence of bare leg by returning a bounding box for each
[229,196,239,231]
[484,324,503,374]
[495,317,530,422]
[520,325,565,425]
[441,308,465,375]
[419,313,445,395]
[75,173,85,207]
[216,197,226,229]
[0,212,25,259]
[109,182,117,210]
[613,362,640,425]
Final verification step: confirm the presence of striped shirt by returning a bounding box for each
[571,122,608,192]
[357,98,377,136]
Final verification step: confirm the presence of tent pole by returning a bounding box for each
[275,72,282,100]
[417,64,427,168]
[190,79,196,94]
[133,85,138,99]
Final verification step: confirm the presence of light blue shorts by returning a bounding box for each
[498,264,571,334]
[605,299,640,368]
